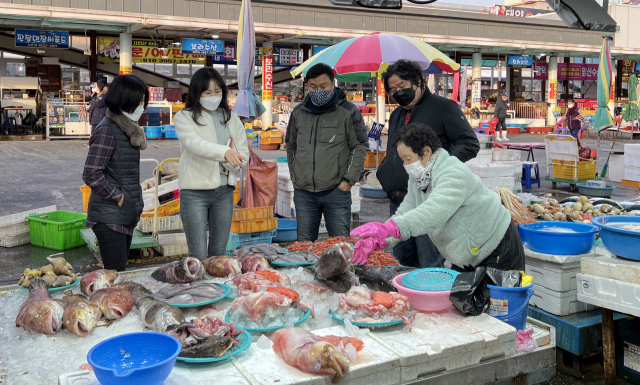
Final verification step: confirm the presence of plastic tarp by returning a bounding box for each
[240,146,278,208]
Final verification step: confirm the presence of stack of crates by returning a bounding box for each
[0,206,57,248]
[226,206,277,254]
[259,129,283,147]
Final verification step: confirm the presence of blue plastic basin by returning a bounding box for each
[518,222,598,255]
[88,332,181,385]
[592,216,640,261]
[494,288,534,331]
[273,218,297,243]
[361,186,388,199]
[577,183,615,198]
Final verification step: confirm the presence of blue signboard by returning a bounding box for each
[181,39,224,55]
[508,56,532,68]
[15,29,69,49]
[212,42,300,66]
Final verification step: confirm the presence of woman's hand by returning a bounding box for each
[224,149,247,168]
[351,219,400,240]
[352,237,387,265]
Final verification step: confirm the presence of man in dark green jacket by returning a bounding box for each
[286,63,369,241]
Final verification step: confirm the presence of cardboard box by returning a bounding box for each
[42,57,59,65]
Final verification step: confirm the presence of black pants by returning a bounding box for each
[496,118,507,133]
[453,221,525,272]
[92,223,132,271]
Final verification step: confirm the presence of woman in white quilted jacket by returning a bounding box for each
[174,67,250,260]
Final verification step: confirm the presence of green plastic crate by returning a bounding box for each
[26,211,88,250]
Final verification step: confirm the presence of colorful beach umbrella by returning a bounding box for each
[459,65,468,109]
[291,33,460,81]
[232,0,265,123]
[623,74,639,122]
[595,34,614,132]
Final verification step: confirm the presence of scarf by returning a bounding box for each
[305,88,340,115]
[416,149,440,192]
[106,109,148,150]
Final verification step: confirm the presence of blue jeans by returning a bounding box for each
[180,185,235,260]
[390,201,445,268]
[571,128,581,146]
[294,187,351,242]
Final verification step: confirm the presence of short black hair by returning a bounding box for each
[104,75,149,115]
[306,63,335,82]
[185,67,232,126]
[382,60,425,94]
[393,123,442,157]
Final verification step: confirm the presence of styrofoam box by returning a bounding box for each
[492,149,522,162]
[0,232,30,248]
[0,205,56,229]
[577,273,640,318]
[476,133,494,144]
[481,176,515,188]
[468,164,516,178]
[624,166,640,183]
[530,284,595,316]
[137,215,183,233]
[276,198,295,218]
[624,143,640,168]
[278,173,294,192]
[367,312,516,382]
[141,179,179,201]
[525,247,593,292]
[0,222,30,238]
[278,188,295,204]
[608,154,625,183]
[154,243,189,256]
[157,230,186,246]
[581,251,640,286]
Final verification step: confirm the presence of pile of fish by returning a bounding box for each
[233,243,288,260]
[18,255,79,289]
[226,270,291,296]
[167,315,245,358]
[336,286,412,329]
[272,251,318,264]
[528,197,639,224]
[16,273,138,337]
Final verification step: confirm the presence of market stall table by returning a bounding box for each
[501,142,545,162]
[1,264,555,385]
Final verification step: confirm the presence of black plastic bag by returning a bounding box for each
[449,266,490,316]
[485,267,522,288]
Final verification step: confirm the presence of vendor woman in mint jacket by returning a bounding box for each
[351,123,525,271]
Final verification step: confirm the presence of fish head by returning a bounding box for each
[315,243,354,279]
[63,301,102,337]
[80,269,121,296]
[28,278,52,300]
[97,291,135,320]
[317,342,350,383]
[17,299,65,335]
[226,258,243,277]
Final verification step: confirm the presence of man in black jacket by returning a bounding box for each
[377,59,480,268]
[494,92,509,141]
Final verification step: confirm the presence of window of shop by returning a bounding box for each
[6,62,25,77]
[177,64,191,75]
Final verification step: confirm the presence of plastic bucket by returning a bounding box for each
[487,283,534,316]
[494,288,533,331]
[273,218,297,243]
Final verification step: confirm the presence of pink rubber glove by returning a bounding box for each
[350,219,400,240]
[352,237,387,265]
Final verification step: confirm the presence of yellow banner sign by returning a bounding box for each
[98,36,206,65]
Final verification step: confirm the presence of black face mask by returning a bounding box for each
[393,85,416,107]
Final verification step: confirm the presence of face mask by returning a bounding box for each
[308,87,335,106]
[393,85,417,107]
[122,105,145,122]
[404,158,425,181]
[568,104,575,109]
[200,95,222,111]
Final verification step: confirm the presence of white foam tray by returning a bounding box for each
[492,149,522,162]
[530,284,595,316]
[468,165,516,178]
[577,273,640,318]
[581,252,640,286]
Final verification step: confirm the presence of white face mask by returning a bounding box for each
[404,158,426,181]
[122,105,145,122]
[200,96,222,111]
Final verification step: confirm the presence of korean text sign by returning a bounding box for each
[181,39,225,55]
[15,29,69,49]
[262,56,274,101]
[97,36,205,64]
[533,63,598,81]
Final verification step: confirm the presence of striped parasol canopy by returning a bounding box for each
[623,74,639,122]
[291,32,460,81]
[595,34,614,132]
